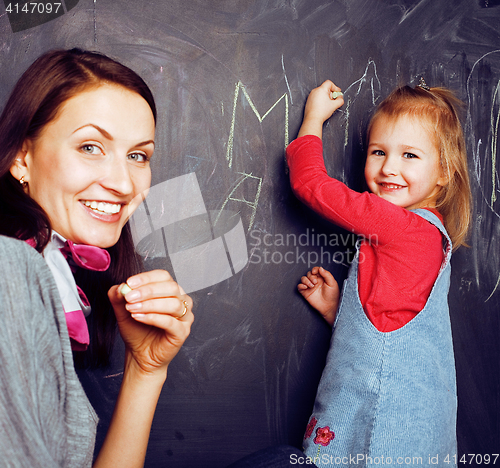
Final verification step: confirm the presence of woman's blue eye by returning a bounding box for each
[128,152,148,163]
[81,144,101,155]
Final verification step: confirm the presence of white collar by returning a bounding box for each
[42,232,91,317]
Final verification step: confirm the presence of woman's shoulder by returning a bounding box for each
[0,234,62,324]
[0,234,43,262]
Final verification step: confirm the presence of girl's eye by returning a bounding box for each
[372,150,385,156]
[81,144,102,155]
[128,152,149,163]
[404,152,418,159]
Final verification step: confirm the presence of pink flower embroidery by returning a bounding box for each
[304,417,317,439]
[314,426,335,446]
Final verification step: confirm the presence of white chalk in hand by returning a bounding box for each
[120,283,132,296]
[331,91,343,100]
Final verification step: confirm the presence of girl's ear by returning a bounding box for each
[437,163,452,187]
[10,140,32,183]
[437,173,449,187]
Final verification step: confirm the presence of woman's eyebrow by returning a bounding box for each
[73,123,114,140]
[72,124,155,147]
[135,139,155,148]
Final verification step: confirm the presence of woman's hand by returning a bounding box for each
[298,80,344,139]
[95,271,192,468]
[298,266,340,326]
[108,269,193,377]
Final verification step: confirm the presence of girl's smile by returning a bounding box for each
[13,84,155,248]
[365,114,447,210]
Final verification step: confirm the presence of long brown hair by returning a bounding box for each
[367,85,471,250]
[0,48,157,366]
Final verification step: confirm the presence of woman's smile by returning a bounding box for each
[81,200,123,215]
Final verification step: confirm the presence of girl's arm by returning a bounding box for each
[288,81,416,245]
[93,270,193,468]
[297,80,344,139]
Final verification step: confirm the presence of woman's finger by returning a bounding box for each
[125,269,174,289]
[126,294,192,316]
[123,281,177,301]
[122,280,181,303]
[131,310,193,336]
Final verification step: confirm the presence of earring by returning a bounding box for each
[19,176,28,189]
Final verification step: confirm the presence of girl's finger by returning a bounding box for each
[306,271,319,284]
[318,267,338,287]
[301,275,315,288]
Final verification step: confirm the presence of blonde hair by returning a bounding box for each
[367,85,471,250]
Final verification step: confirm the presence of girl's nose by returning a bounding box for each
[381,155,399,176]
[101,157,134,196]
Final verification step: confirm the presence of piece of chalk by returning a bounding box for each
[330,91,343,99]
[120,283,132,296]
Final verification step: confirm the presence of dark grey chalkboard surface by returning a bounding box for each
[1,0,499,466]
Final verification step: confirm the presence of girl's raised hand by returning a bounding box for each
[108,269,193,377]
[298,80,344,139]
[298,266,339,326]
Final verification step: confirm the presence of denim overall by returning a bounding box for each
[303,209,457,467]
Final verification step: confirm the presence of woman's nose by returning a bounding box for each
[101,156,134,196]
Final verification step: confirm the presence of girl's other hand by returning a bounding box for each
[108,269,193,377]
[298,80,344,139]
[298,266,339,326]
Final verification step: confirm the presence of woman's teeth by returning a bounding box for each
[83,200,121,214]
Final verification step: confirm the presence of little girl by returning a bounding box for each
[286,80,470,465]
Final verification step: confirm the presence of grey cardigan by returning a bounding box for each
[0,235,96,467]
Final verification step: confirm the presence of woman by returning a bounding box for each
[0,48,193,467]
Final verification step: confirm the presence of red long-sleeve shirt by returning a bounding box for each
[286,135,445,332]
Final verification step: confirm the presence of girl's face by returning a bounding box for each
[364,113,447,210]
[12,84,155,248]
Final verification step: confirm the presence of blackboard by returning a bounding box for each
[1,0,499,466]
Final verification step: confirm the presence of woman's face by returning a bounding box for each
[12,84,155,248]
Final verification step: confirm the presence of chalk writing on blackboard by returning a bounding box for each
[216,172,262,233]
[465,49,500,301]
[226,80,289,169]
[466,49,500,215]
